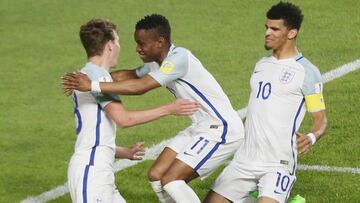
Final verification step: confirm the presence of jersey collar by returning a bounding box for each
[270,52,303,62]
[167,44,176,57]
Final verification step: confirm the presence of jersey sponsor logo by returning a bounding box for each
[279,69,295,84]
[159,61,174,74]
[183,151,194,156]
[280,160,289,165]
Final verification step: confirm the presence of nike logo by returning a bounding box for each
[183,151,193,156]
[253,71,262,74]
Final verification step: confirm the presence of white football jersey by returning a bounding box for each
[136,44,244,143]
[69,62,121,167]
[234,54,324,174]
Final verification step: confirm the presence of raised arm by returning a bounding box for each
[103,99,199,128]
[296,110,327,156]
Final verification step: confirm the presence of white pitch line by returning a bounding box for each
[321,59,360,83]
[20,139,176,203]
[21,58,360,203]
[297,164,360,174]
[21,184,68,203]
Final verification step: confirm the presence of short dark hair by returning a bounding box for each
[266,2,304,30]
[79,19,117,57]
[135,14,171,43]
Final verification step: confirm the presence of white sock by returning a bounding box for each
[150,180,175,203]
[163,180,201,203]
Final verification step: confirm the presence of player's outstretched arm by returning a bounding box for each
[61,69,139,95]
[103,99,200,128]
[115,142,145,160]
[297,110,327,156]
[110,69,139,82]
[100,74,161,95]
[62,72,161,96]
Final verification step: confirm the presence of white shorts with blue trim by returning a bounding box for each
[167,128,242,180]
[211,163,296,203]
[67,164,126,203]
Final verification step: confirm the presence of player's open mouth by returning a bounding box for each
[138,53,146,59]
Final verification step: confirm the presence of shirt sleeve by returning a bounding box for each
[135,64,151,77]
[83,68,121,108]
[148,48,189,86]
[301,60,326,112]
[92,92,121,108]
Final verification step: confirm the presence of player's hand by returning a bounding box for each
[61,72,77,96]
[169,99,200,116]
[296,132,312,156]
[128,142,145,160]
[62,71,92,95]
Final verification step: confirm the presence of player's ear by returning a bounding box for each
[107,40,116,51]
[157,37,166,48]
[288,29,298,40]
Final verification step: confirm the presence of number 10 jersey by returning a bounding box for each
[234,54,325,174]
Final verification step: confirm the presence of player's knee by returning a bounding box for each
[148,167,163,181]
[258,196,279,203]
[203,190,230,203]
[160,172,177,186]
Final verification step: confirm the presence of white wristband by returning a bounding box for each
[306,133,317,145]
[91,81,101,93]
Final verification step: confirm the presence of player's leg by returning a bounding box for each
[148,147,178,203]
[86,166,120,203]
[257,197,278,203]
[148,147,178,181]
[112,189,126,203]
[160,134,210,203]
[258,169,296,203]
[148,131,194,203]
[68,164,98,203]
[67,164,83,203]
[162,159,201,203]
[206,162,257,203]
[203,190,232,203]
[161,135,242,203]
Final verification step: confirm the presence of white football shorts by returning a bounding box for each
[67,164,126,203]
[212,163,296,203]
[167,126,243,180]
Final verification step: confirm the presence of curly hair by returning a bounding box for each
[266,2,304,30]
[135,14,171,43]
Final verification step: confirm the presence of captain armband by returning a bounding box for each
[304,93,325,112]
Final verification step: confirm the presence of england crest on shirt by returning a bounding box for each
[279,69,295,84]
